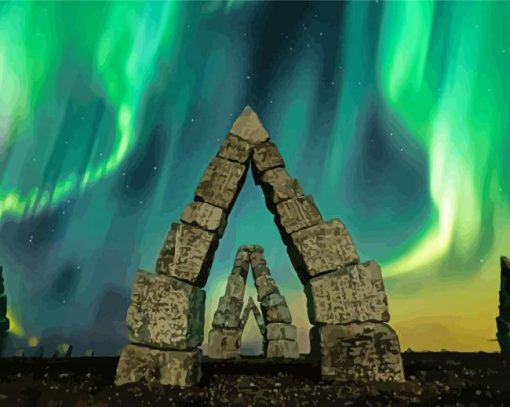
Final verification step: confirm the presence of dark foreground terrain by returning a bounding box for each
[0,353,508,406]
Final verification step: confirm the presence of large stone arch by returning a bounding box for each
[207,245,299,360]
[115,107,405,387]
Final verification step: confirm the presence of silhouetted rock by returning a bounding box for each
[498,257,510,354]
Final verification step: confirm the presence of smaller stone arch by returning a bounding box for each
[238,296,266,355]
[239,296,266,337]
[207,245,299,360]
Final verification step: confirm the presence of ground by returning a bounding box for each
[0,353,508,406]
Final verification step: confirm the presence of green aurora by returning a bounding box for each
[0,1,507,353]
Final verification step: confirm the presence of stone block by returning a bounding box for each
[260,294,292,324]
[266,339,299,359]
[305,261,389,325]
[257,167,304,209]
[288,219,359,282]
[249,251,267,270]
[115,344,202,387]
[207,328,241,359]
[251,267,269,284]
[181,201,227,237]
[195,157,247,211]
[276,196,322,236]
[266,323,297,341]
[212,295,244,329]
[230,106,269,144]
[254,274,280,301]
[225,273,246,301]
[217,133,251,163]
[314,322,405,382]
[251,142,285,174]
[126,271,205,350]
[156,223,218,287]
[232,248,250,278]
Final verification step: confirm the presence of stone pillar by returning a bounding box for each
[115,271,205,387]
[0,267,9,355]
[249,249,300,359]
[251,141,404,381]
[498,257,510,354]
[116,107,270,387]
[305,261,404,382]
[208,247,250,360]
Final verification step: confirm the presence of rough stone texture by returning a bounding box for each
[251,264,271,281]
[232,248,251,278]
[276,195,322,235]
[230,106,269,145]
[260,293,292,324]
[207,328,241,359]
[212,295,244,329]
[225,273,246,301]
[126,271,205,350]
[240,297,266,336]
[115,344,202,387]
[254,273,280,301]
[266,339,299,359]
[156,223,218,287]
[251,142,285,174]
[217,133,251,164]
[180,201,227,237]
[195,157,247,212]
[257,167,304,209]
[266,323,297,341]
[288,218,359,283]
[249,251,267,269]
[312,322,405,383]
[305,261,390,325]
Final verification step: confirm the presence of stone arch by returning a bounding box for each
[207,246,299,360]
[115,107,404,387]
[239,296,266,338]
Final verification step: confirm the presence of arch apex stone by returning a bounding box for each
[230,106,269,144]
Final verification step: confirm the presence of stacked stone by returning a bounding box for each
[306,262,404,382]
[250,128,404,382]
[116,105,404,386]
[0,267,9,355]
[497,257,510,354]
[250,249,299,359]
[208,247,251,359]
[116,107,270,387]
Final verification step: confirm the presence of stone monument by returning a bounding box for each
[115,106,404,387]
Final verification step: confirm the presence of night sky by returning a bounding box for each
[1,1,508,355]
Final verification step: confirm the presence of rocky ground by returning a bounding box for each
[0,353,508,406]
